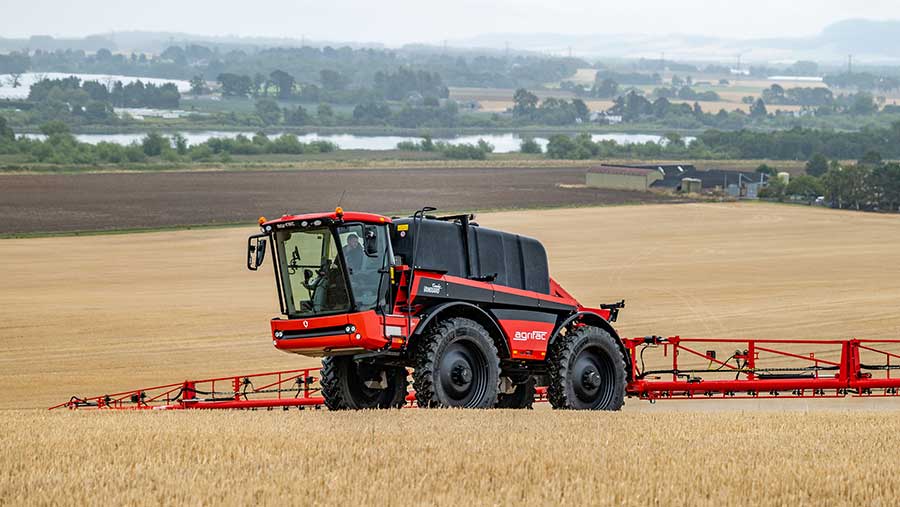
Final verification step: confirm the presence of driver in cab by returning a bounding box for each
[343,233,363,273]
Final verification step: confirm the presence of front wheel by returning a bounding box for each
[320,356,408,410]
[413,317,500,408]
[547,325,626,410]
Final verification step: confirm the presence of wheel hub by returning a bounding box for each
[582,369,601,389]
[572,355,603,402]
[451,363,473,386]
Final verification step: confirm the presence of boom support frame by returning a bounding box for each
[51,337,900,410]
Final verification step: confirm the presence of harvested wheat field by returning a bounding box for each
[2,202,900,505]
[2,202,900,410]
[3,410,900,506]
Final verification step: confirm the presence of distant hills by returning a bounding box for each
[450,19,900,64]
[1,19,899,65]
[0,31,380,55]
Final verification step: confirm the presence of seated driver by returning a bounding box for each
[343,233,363,273]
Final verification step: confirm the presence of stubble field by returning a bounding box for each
[4,410,900,506]
[450,75,831,113]
[2,202,900,505]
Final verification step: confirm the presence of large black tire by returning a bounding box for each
[547,325,626,410]
[496,376,536,409]
[413,317,500,408]
[320,356,408,410]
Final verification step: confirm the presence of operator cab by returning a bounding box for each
[250,209,393,318]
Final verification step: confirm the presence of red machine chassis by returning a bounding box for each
[52,336,900,410]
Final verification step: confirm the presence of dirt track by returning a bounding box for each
[1,202,899,410]
[0,166,679,234]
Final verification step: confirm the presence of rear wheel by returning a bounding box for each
[496,375,536,409]
[320,356,408,410]
[413,317,500,408]
[547,325,626,410]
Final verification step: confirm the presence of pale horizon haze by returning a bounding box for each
[1,0,899,45]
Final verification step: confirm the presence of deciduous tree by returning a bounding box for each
[805,154,829,177]
[512,88,539,118]
[269,70,295,99]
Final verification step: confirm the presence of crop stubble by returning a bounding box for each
[2,410,900,506]
[2,202,900,504]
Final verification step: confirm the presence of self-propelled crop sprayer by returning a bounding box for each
[53,208,900,411]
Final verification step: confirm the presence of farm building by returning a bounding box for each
[681,177,702,193]
[599,164,764,193]
[587,163,770,197]
[602,164,697,188]
[586,166,662,191]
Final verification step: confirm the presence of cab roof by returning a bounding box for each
[261,210,391,228]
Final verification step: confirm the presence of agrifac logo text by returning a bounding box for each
[513,330,548,341]
[423,283,443,295]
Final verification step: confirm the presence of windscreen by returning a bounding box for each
[335,223,390,312]
[275,228,350,317]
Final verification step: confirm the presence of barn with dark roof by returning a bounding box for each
[586,166,663,191]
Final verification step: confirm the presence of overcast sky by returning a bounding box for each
[1,0,898,45]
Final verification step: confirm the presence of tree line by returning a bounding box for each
[542,122,900,162]
[214,67,449,104]
[20,76,180,125]
[8,45,582,91]
[0,117,501,164]
[0,119,337,165]
[511,89,590,125]
[28,76,180,108]
[760,156,900,212]
[396,136,494,160]
[696,123,900,160]
[824,72,900,92]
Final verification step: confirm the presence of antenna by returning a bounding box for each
[337,189,346,208]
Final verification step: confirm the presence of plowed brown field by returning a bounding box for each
[0,166,679,235]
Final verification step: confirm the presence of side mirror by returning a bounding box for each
[364,225,379,256]
[247,234,267,271]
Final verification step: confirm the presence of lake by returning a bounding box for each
[20,131,692,153]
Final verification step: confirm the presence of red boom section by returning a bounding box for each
[50,337,900,410]
[625,337,900,400]
[49,367,334,411]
